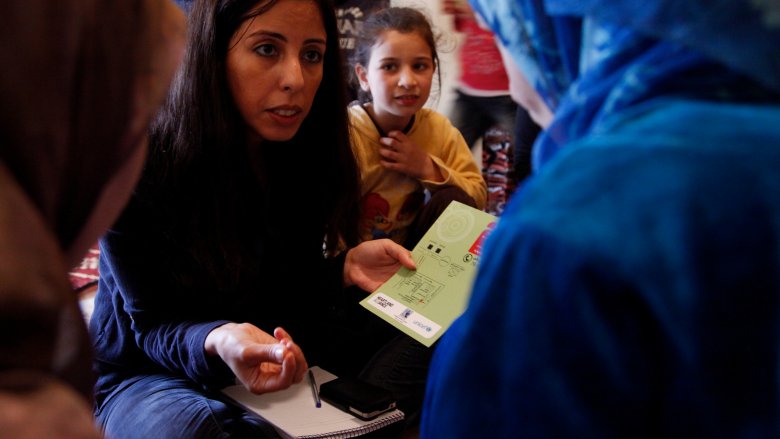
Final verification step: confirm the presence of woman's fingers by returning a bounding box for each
[274,327,308,382]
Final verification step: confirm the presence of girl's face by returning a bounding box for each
[355,30,434,125]
[226,0,326,145]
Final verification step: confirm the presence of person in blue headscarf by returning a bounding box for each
[421,0,780,437]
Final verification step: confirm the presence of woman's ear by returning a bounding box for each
[355,64,370,92]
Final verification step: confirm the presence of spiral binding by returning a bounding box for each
[299,410,405,438]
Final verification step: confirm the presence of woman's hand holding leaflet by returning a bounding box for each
[344,239,417,292]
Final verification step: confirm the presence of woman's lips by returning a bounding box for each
[267,106,302,125]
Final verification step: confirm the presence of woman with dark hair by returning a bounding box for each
[91,0,421,437]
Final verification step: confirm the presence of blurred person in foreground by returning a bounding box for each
[0,0,185,437]
[422,0,780,437]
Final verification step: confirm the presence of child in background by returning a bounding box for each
[349,6,487,248]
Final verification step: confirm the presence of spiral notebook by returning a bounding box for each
[221,366,404,439]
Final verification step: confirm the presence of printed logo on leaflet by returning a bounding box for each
[412,320,433,333]
[373,295,394,309]
[468,221,496,257]
[367,293,441,339]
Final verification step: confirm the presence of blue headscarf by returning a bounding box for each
[467,0,580,110]
[470,0,780,168]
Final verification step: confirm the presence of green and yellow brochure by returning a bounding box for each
[360,201,497,347]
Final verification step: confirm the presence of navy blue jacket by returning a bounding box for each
[90,195,345,406]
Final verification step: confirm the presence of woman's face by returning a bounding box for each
[226,0,326,145]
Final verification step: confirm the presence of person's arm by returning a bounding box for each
[420,117,488,210]
[98,229,237,387]
[101,230,308,393]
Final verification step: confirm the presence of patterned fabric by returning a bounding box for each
[69,244,100,291]
[480,127,515,216]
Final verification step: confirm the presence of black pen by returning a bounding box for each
[308,369,321,408]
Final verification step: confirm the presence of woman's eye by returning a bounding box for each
[254,44,278,57]
[414,63,430,71]
[380,64,396,71]
[302,49,323,64]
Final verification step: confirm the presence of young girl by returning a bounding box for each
[350,7,487,247]
[90,0,423,437]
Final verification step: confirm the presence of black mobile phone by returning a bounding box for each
[319,377,397,421]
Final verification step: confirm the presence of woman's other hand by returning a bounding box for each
[344,239,417,291]
[205,324,307,394]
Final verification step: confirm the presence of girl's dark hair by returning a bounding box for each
[135,0,359,289]
[350,7,442,104]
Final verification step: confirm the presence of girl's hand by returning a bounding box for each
[379,131,444,182]
[205,324,307,394]
[344,239,417,291]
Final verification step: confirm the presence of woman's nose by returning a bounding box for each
[280,57,304,92]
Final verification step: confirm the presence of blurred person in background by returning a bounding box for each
[440,0,517,154]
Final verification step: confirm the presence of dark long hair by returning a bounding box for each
[136,0,359,288]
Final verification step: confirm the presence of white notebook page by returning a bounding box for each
[221,366,404,439]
